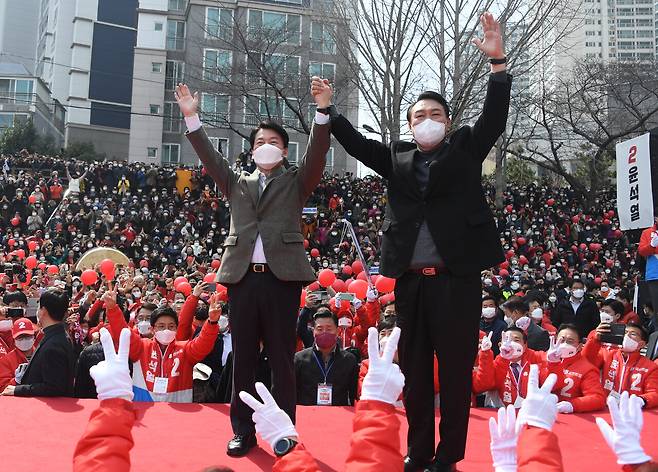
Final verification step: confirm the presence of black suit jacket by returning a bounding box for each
[330,74,512,277]
[527,321,550,352]
[550,298,600,339]
[294,346,358,406]
[646,332,658,361]
[15,323,76,397]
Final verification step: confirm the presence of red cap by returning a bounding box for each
[12,318,35,339]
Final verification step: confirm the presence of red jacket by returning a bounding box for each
[175,294,200,341]
[0,330,15,357]
[555,352,606,413]
[73,398,403,472]
[583,332,658,409]
[0,348,27,390]
[516,425,564,471]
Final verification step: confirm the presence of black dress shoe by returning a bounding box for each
[424,461,457,472]
[404,456,431,472]
[226,434,257,457]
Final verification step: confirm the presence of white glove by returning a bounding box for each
[489,405,518,472]
[480,331,493,352]
[352,298,363,311]
[14,363,28,384]
[515,316,531,331]
[89,327,134,401]
[360,326,405,405]
[557,401,574,414]
[366,287,378,303]
[651,232,658,248]
[334,296,342,309]
[239,382,299,450]
[596,392,652,465]
[546,336,563,364]
[499,331,514,358]
[516,364,558,432]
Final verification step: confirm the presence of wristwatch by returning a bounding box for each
[273,437,298,457]
[208,319,219,325]
[489,56,507,65]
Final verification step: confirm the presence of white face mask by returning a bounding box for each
[15,337,34,352]
[483,278,493,286]
[218,315,229,332]
[154,329,176,345]
[600,311,614,324]
[572,289,585,299]
[622,335,639,353]
[252,143,284,170]
[531,307,544,321]
[558,343,578,359]
[500,341,524,360]
[549,296,557,303]
[0,319,13,332]
[504,315,514,327]
[132,291,142,299]
[413,119,446,149]
[137,320,151,336]
[482,307,497,319]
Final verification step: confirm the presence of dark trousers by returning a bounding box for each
[227,269,302,435]
[395,270,481,464]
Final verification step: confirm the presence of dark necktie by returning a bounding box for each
[511,362,521,383]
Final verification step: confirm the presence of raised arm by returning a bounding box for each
[175,83,236,198]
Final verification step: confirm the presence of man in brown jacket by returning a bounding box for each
[175,78,331,457]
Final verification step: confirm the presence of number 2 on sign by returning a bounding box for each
[628,145,637,164]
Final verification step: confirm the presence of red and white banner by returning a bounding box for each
[616,133,653,230]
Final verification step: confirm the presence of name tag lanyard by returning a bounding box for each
[313,351,334,384]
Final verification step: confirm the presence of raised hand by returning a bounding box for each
[516,364,558,432]
[208,293,222,322]
[102,290,117,311]
[472,12,505,59]
[89,327,134,401]
[193,281,208,298]
[311,76,332,108]
[360,326,405,405]
[546,336,563,363]
[174,83,199,117]
[489,405,518,472]
[480,331,493,352]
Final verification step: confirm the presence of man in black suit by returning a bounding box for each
[550,279,600,338]
[646,331,658,361]
[1,288,75,397]
[501,298,550,351]
[313,12,511,471]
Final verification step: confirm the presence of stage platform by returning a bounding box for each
[3,397,658,471]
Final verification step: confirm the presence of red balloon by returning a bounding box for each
[211,259,221,269]
[594,277,602,286]
[606,259,614,268]
[27,241,37,251]
[506,249,515,259]
[318,269,336,288]
[7,238,15,247]
[177,282,192,296]
[38,262,47,271]
[379,292,395,305]
[139,259,148,268]
[99,259,115,277]
[310,248,320,258]
[607,210,615,218]
[344,278,354,288]
[517,237,526,246]
[546,198,555,206]
[81,269,98,286]
[15,249,25,260]
[519,255,528,265]
[47,265,59,275]
[174,276,188,289]
[589,243,597,251]
[307,281,320,292]
[579,243,587,250]
[375,276,396,293]
[348,279,368,299]
[332,279,347,292]
[603,219,611,226]
[24,256,37,270]
[341,265,353,276]
[613,229,622,238]
[352,260,364,275]
[499,261,509,270]
[217,289,228,302]
[28,195,37,204]
[300,290,307,308]
[506,204,513,212]
[571,215,580,224]
[499,269,509,278]
[303,239,309,249]
[10,217,19,227]
[356,271,369,282]
[203,272,216,283]
[216,283,227,293]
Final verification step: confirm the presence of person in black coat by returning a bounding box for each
[294,309,358,406]
[550,279,600,338]
[2,288,75,397]
[312,12,511,471]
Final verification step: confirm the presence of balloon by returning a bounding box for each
[613,229,622,238]
[506,204,513,212]
[38,262,47,271]
[47,265,59,275]
[348,279,368,299]
[306,281,320,292]
[607,210,615,218]
[24,256,37,270]
[216,283,227,293]
[594,277,602,285]
[10,217,19,226]
[606,259,614,268]
[139,259,148,268]
[28,195,37,204]
[341,265,353,276]
[375,276,395,293]
[27,241,37,251]
[7,238,15,247]
[379,292,395,305]
[81,269,98,286]
[99,259,116,279]
[356,271,369,282]
[571,215,580,224]
[344,278,354,288]
[310,248,320,258]
[517,237,526,246]
[499,261,509,270]
[174,276,188,289]
[579,243,587,250]
[211,259,221,269]
[202,272,215,283]
[506,250,515,259]
[177,282,192,296]
[15,249,25,260]
[318,269,336,288]
[352,260,364,275]
[332,279,347,292]
[303,239,309,249]
[546,198,555,206]
[217,290,228,302]
[499,269,509,278]
[300,290,307,308]
[519,255,528,265]
[603,219,611,226]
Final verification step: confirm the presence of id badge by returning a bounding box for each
[317,383,333,406]
[154,376,169,394]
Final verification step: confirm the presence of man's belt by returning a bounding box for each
[408,266,448,276]
[249,263,269,273]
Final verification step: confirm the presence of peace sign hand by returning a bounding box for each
[516,364,558,432]
[480,331,494,352]
[360,326,405,405]
[89,327,134,401]
[239,382,299,450]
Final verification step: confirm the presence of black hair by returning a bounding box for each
[570,278,585,288]
[249,120,289,149]
[615,289,631,303]
[150,306,179,327]
[556,323,581,338]
[627,322,649,342]
[406,91,451,121]
[377,317,397,332]
[504,299,529,315]
[601,299,625,316]
[39,288,69,322]
[3,290,28,306]
[312,307,338,327]
[504,326,528,342]
[482,295,498,306]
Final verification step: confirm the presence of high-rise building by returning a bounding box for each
[129,0,359,174]
[0,0,40,74]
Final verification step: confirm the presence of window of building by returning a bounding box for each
[206,7,233,40]
[585,41,596,47]
[264,54,300,85]
[244,95,300,127]
[147,147,158,158]
[311,22,336,54]
[287,142,299,164]
[162,144,180,165]
[165,60,184,90]
[163,102,181,133]
[166,20,185,50]
[209,137,229,156]
[247,10,301,45]
[326,147,334,168]
[168,0,186,11]
[152,62,163,73]
[203,49,232,82]
[155,22,163,31]
[149,104,160,115]
[309,62,336,82]
[201,93,230,125]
